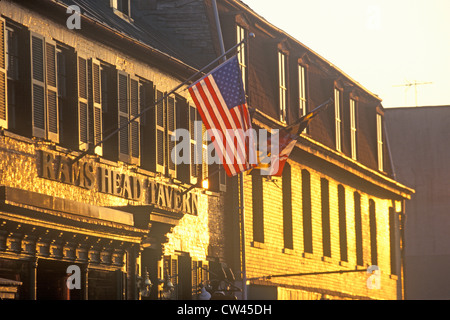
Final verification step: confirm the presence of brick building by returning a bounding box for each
[137,0,415,300]
[0,0,230,300]
[385,106,450,300]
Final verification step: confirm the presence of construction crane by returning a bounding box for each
[393,80,433,106]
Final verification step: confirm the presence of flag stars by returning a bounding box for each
[212,57,246,109]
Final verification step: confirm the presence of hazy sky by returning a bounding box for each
[241,0,450,108]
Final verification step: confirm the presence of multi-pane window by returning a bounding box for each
[278,51,287,122]
[334,88,342,152]
[117,72,142,165]
[77,57,104,156]
[377,113,384,171]
[236,25,247,93]
[298,64,307,118]
[112,0,130,16]
[350,98,357,160]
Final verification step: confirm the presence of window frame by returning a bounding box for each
[278,50,288,123]
[236,24,247,94]
[376,113,384,171]
[334,87,343,152]
[350,97,357,160]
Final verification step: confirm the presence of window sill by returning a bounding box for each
[389,274,398,280]
[282,248,295,255]
[112,8,134,23]
[321,256,333,263]
[339,260,350,268]
[302,252,313,259]
[251,241,265,249]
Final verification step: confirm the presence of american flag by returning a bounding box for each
[188,56,256,177]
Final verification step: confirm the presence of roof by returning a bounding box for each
[52,0,200,71]
[230,0,382,102]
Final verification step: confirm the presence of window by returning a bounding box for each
[0,18,7,129]
[338,185,348,262]
[5,24,20,130]
[321,178,331,258]
[117,71,141,165]
[236,25,247,93]
[302,170,313,254]
[252,173,264,243]
[298,64,307,119]
[30,33,59,143]
[350,98,357,160]
[377,113,384,171]
[369,199,378,266]
[282,163,293,249]
[389,207,398,275]
[112,0,130,16]
[77,56,103,156]
[278,51,287,122]
[167,94,177,177]
[334,88,342,152]
[354,192,363,266]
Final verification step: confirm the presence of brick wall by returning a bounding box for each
[242,159,401,300]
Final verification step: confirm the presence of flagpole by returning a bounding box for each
[211,0,249,300]
[70,36,250,165]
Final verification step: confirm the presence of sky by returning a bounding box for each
[241,0,450,108]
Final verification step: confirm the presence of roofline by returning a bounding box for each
[252,108,414,199]
[229,0,383,102]
[16,0,199,79]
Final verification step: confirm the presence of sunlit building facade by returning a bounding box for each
[139,0,414,300]
[0,0,229,300]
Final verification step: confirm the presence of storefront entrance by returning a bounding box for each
[37,259,81,300]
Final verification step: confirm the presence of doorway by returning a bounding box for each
[37,259,81,300]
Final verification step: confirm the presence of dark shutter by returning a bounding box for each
[77,55,89,151]
[170,256,178,300]
[130,77,140,165]
[46,40,59,143]
[201,122,208,182]
[189,104,199,184]
[155,89,165,173]
[91,58,102,156]
[167,95,176,177]
[0,18,7,128]
[117,70,129,162]
[31,33,46,139]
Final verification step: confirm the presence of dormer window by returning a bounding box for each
[278,51,287,123]
[376,113,384,171]
[111,0,131,20]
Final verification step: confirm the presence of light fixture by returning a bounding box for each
[202,179,209,189]
[137,267,152,298]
